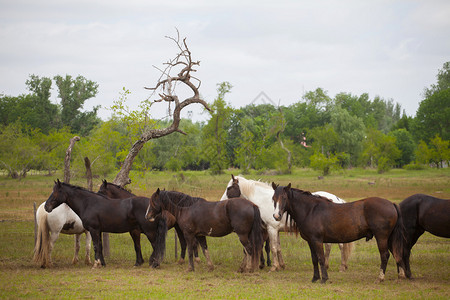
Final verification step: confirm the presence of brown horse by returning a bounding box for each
[399,194,450,278]
[272,183,406,283]
[146,189,264,273]
[97,180,200,264]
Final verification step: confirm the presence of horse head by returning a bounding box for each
[146,188,163,222]
[272,182,291,221]
[44,179,67,213]
[226,174,241,199]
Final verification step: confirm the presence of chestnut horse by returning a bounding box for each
[272,183,406,283]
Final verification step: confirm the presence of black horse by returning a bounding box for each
[272,183,406,283]
[399,193,450,278]
[45,180,166,268]
[98,180,199,264]
[146,189,264,272]
[226,180,271,269]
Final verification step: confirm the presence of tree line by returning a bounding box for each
[0,62,449,179]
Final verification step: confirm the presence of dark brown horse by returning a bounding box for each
[98,180,199,264]
[45,180,166,268]
[399,194,450,278]
[226,181,271,269]
[146,189,264,272]
[272,183,406,283]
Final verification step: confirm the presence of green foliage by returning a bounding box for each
[361,128,401,173]
[54,74,100,135]
[414,88,450,142]
[331,106,366,165]
[389,129,416,167]
[202,82,233,174]
[0,122,40,178]
[310,151,339,176]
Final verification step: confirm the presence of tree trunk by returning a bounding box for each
[64,136,80,183]
[84,157,93,192]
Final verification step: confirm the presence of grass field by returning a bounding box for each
[0,168,449,299]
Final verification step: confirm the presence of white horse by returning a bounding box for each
[33,202,91,268]
[221,175,354,272]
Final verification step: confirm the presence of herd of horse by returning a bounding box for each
[34,175,450,283]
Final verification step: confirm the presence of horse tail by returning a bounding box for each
[249,205,264,271]
[153,215,168,267]
[33,205,51,268]
[388,203,406,276]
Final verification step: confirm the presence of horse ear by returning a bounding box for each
[156,188,160,195]
[285,183,291,191]
[57,179,61,186]
[231,174,235,180]
[272,182,278,190]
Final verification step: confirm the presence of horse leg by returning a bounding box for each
[129,230,144,267]
[324,243,331,270]
[47,231,60,267]
[197,236,214,271]
[265,239,271,267]
[185,234,197,272]
[72,234,81,264]
[236,234,253,273]
[268,227,281,271]
[309,240,328,283]
[339,243,351,272]
[84,231,92,265]
[276,232,285,270]
[307,241,321,283]
[375,237,390,283]
[175,225,187,265]
[90,230,105,268]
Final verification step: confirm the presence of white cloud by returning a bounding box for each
[1,0,449,121]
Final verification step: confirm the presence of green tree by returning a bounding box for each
[202,82,233,174]
[310,151,339,176]
[414,89,450,142]
[361,128,401,173]
[331,106,366,166]
[0,122,40,178]
[428,135,450,168]
[389,129,416,167]
[25,75,60,132]
[54,75,100,135]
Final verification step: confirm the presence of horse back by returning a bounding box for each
[408,194,450,238]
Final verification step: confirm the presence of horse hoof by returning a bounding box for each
[178,259,185,265]
[194,257,201,264]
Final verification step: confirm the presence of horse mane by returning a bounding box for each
[235,176,272,198]
[103,180,133,194]
[60,182,109,199]
[290,187,333,203]
[158,190,205,219]
[160,190,204,208]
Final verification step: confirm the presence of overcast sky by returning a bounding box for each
[1,0,449,122]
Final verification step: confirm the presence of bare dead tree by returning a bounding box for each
[64,136,80,183]
[113,32,211,186]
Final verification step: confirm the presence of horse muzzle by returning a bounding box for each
[273,213,282,221]
[44,203,53,213]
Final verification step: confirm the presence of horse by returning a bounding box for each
[97,180,200,264]
[399,194,450,278]
[272,182,406,283]
[44,179,166,269]
[145,188,264,273]
[33,202,92,268]
[221,175,354,272]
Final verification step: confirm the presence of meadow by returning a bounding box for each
[0,168,449,299]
